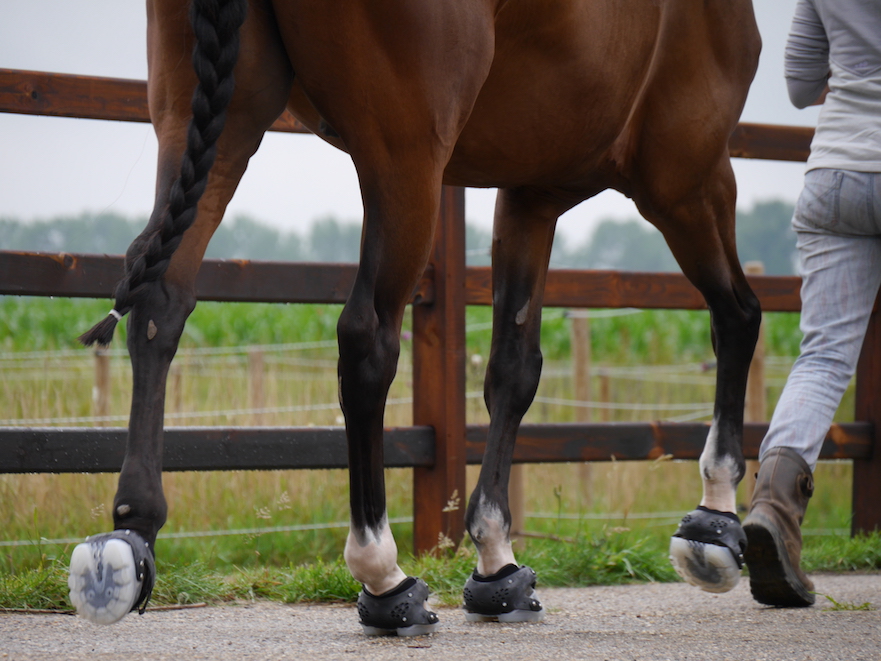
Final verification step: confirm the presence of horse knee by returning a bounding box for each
[337,301,400,410]
[337,300,380,365]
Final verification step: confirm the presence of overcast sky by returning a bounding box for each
[0,1,818,244]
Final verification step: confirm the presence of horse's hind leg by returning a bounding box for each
[69,0,291,624]
[462,186,578,623]
[635,158,761,593]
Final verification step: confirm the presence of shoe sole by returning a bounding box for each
[68,538,142,625]
[464,607,546,623]
[743,516,814,607]
[360,622,439,637]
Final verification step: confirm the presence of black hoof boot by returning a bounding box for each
[669,506,746,594]
[357,577,440,637]
[68,529,156,625]
[463,564,545,622]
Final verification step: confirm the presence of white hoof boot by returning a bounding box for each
[669,507,746,594]
[669,537,741,593]
[68,530,154,625]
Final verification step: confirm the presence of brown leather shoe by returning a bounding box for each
[743,447,815,607]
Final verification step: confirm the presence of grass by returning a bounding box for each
[2,530,878,612]
[0,295,875,609]
[818,592,877,612]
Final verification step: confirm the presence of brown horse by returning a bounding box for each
[69,0,761,633]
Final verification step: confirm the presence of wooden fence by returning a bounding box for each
[1,68,879,552]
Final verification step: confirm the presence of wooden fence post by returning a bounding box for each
[742,262,767,507]
[412,186,467,553]
[508,463,526,549]
[853,289,881,534]
[571,312,594,509]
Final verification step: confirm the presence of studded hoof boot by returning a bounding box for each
[669,506,746,593]
[463,564,545,622]
[356,577,440,636]
[68,529,156,625]
[743,447,815,607]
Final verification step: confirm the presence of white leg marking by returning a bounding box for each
[698,420,738,513]
[344,515,407,596]
[471,495,518,576]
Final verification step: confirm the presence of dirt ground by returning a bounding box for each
[2,573,880,660]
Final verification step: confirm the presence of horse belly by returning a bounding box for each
[444,0,659,189]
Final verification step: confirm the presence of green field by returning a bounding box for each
[1,294,877,609]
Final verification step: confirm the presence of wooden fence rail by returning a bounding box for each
[1,67,879,548]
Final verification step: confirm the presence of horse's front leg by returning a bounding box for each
[640,161,762,593]
[336,165,449,636]
[462,187,577,623]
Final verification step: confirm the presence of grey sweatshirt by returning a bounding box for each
[785,0,881,172]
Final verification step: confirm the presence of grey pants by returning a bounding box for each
[761,168,881,470]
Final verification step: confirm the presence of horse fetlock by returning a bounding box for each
[467,497,517,576]
[111,497,166,548]
[698,425,742,513]
[345,523,407,596]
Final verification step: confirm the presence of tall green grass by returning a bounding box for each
[1,295,865,591]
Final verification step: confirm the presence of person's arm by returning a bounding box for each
[785,0,830,109]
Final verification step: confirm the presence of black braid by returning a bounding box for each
[79,0,247,346]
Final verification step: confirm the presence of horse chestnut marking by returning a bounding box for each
[147,320,158,340]
[116,504,131,517]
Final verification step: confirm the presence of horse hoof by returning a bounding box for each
[669,506,746,593]
[463,564,545,623]
[68,530,155,625]
[357,577,440,636]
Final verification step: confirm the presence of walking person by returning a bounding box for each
[744,0,881,607]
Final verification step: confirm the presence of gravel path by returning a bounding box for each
[2,573,880,660]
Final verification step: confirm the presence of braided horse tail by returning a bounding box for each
[79,0,248,347]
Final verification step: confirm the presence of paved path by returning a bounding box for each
[2,573,880,660]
